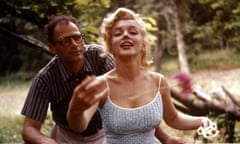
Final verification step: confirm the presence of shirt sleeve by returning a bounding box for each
[21,76,50,122]
[102,53,115,73]
[84,44,115,75]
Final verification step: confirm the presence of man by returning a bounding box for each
[21,14,114,144]
[21,14,184,144]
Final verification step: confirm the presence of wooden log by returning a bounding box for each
[171,88,240,120]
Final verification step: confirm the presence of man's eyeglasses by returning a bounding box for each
[54,34,84,47]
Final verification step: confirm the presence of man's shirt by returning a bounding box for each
[21,44,115,136]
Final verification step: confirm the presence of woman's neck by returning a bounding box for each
[114,58,142,81]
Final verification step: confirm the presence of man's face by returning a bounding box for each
[50,21,85,65]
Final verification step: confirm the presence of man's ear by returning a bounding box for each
[48,43,56,55]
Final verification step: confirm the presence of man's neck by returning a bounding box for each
[62,60,84,75]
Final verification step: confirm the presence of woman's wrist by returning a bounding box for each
[200,116,211,127]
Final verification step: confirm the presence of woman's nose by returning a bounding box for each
[123,31,129,38]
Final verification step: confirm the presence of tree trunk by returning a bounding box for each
[154,21,164,71]
[172,0,190,74]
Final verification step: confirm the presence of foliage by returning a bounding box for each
[1,0,240,75]
[0,71,35,84]
[0,111,53,143]
[0,0,111,76]
[205,112,240,142]
[193,0,240,49]
[12,0,111,43]
[40,111,55,137]
[0,115,23,143]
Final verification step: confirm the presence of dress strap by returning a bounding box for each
[104,77,110,96]
[157,75,162,91]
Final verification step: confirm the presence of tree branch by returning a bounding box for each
[171,89,240,120]
[0,0,48,28]
[0,27,52,56]
[222,86,240,107]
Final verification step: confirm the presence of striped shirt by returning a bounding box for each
[21,44,115,136]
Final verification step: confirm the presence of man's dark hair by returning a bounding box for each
[44,14,80,43]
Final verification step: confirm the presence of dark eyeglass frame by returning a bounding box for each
[54,34,84,47]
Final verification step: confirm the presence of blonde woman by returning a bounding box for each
[67,8,211,144]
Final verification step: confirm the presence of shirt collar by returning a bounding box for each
[56,56,94,82]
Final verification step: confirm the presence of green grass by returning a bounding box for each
[0,81,53,143]
[0,115,23,142]
[190,49,240,72]
[0,112,53,143]
[160,49,240,76]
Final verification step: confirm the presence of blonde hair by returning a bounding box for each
[100,7,151,68]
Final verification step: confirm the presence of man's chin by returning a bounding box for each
[64,55,83,63]
[73,55,84,61]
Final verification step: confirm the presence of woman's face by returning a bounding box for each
[110,19,144,59]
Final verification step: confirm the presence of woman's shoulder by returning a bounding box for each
[148,71,169,86]
[148,71,165,79]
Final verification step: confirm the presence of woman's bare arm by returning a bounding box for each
[67,76,107,132]
[160,75,210,130]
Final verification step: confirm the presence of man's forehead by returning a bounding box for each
[54,21,80,38]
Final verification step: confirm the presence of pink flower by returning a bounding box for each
[172,72,193,98]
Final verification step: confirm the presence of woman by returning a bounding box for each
[67,7,211,144]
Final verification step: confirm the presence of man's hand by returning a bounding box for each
[22,118,58,144]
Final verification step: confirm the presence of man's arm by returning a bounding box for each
[22,118,57,144]
[155,127,185,144]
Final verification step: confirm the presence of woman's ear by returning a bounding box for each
[48,43,56,55]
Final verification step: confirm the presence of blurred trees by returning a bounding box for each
[0,0,110,76]
[193,0,240,50]
[110,0,240,73]
[0,0,240,75]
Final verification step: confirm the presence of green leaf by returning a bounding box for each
[210,2,223,9]
[75,0,92,5]
[100,0,110,8]
[142,16,158,31]
[31,5,39,13]
[85,25,99,34]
